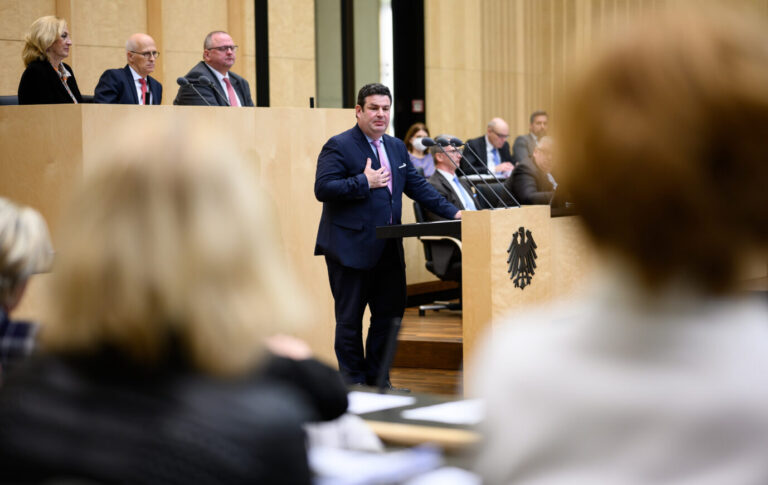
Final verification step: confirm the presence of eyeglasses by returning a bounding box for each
[207,45,238,53]
[491,130,509,139]
[130,50,160,59]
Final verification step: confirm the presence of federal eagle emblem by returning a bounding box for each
[507,226,537,289]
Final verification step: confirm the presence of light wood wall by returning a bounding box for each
[1,0,315,108]
[425,0,768,142]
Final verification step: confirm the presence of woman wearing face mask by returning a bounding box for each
[403,122,435,178]
[18,16,82,104]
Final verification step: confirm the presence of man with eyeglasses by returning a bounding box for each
[424,136,477,221]
[459,117,515,177]
[512,110,549,166]
[174,31,254,107]
[94,33,162,105]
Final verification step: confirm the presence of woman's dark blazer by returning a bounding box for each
[18,58,83,104]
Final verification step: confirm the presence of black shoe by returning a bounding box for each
[382,381,410,393]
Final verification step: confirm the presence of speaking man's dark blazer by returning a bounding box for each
[315,125,459,270]
[505,158,555,205]
[512,133,537,165]
[459,135,514,175]
[18,59,82,105]
[93,65,162,105]
[174,62,254,106]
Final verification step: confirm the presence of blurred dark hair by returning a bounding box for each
[356,83,392,109]
[560,6,768,294]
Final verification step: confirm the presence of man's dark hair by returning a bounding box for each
[356,83,392,108]
[530,110,548,124]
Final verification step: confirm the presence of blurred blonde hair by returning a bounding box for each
[560,5,768,294]
[22,16,67,66]
[42,120,306,376]
[0,198,53,308]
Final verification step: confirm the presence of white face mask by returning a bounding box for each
[412,137,426,152]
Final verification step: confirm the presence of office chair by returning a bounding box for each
[413,201,462,316]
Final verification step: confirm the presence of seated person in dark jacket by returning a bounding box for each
[506,136,557,204]
[175,30,254,106]
[425,135,478,221]
[0,120,346,485]
[94,33,163,105]
[0,197,53,378]
[512,110,549,165]
[17,16,82,104]
[459,117,515,177]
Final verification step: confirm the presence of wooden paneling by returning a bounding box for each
[1,105,353,366]
[268,0,316,107]
[426,0,768,140]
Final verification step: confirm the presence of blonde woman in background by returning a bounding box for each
[18,15,82,104]
[0,198,53,376]
[473,5,768,484]
[0,121,346,484]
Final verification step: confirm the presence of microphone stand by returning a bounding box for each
[455,138,522,208]
[176,77,212,107]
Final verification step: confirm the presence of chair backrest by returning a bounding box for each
[0,95,19,106]
[413,201,433,261]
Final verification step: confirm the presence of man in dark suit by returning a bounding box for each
[512,110,549,165]
[174,31,254,107]
[94,33,162,105]
[459,117,515,177]
[506,136,556,204]
[315,84,460,388]
[425,135,477,221]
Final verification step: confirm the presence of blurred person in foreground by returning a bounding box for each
[0,198,53,378]
[403,122,435,177]
[18,16,82,104]
[472,6,768,484]
[0,121,346,484]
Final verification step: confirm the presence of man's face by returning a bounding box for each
[530,115,548,138]
[355,94,391,139]
[436,146,462,172]
[533,143,554,173]
[127,35,157,77]
[487,122,509,149]
[204,32,237,74]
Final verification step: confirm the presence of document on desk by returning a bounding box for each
[401,399,485,425]
[348,391,416,415]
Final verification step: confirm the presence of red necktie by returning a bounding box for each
[223,77,239,107]
[138,78,148,105]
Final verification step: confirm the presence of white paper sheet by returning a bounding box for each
[400,399,485,425]
[347,390,417,415]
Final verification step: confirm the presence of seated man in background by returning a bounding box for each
[175,30,254,107]
[506,135,556,204]
[0,197,53,379]
[425,135,477,221]
[460,117,515,177]
[93,33,162,105]
[512,110,548,165]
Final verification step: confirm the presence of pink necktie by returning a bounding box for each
[223,77,239,107]
[371,139,392,193]
[138,78,148,105]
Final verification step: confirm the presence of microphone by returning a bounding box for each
[175,76,212,106]
[447,137,521,208]
[197,75,231,106]
[423,137,494,210]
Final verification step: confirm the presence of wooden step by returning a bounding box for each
[392,307,462,371]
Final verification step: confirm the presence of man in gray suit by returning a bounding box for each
[512,110,548,165]
[174,31,254,106]
[425,135,477,221]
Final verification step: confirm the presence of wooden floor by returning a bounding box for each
[389,306,464,396]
